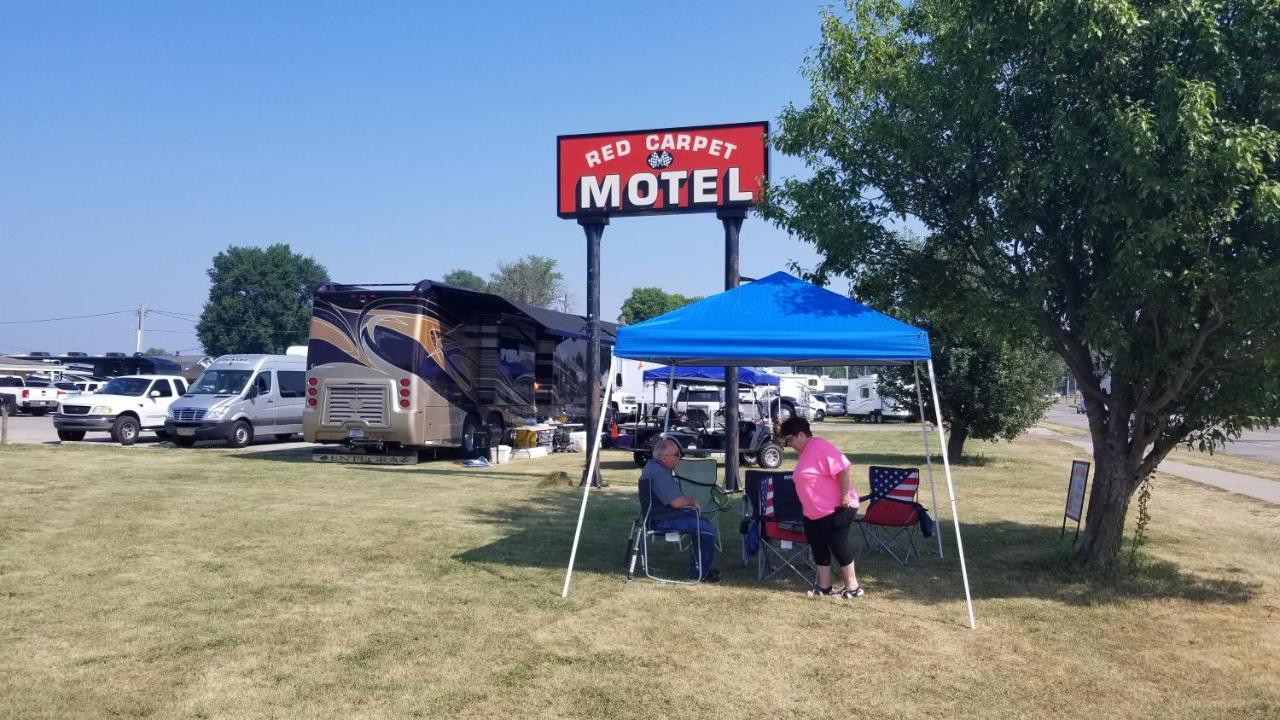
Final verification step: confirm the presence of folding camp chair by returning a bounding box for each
[741,470,813,584]
[623,475,708,584]
[857,466,924,565]
[675,458,731,550]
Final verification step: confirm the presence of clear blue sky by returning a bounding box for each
[0,1,839,355]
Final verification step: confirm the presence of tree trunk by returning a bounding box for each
[1076,424,1142,572]
[946,425,969,460]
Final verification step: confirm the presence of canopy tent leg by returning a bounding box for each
[914,361,944,557]
[927,359,976,629]
[662,365,675,434]
[562,356,619,598]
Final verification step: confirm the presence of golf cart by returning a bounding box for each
[630,402,784,469]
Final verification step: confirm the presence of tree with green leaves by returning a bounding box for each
[487,255,565,307]
[442,269,489,292]
[197,244,328,356]
[143,347,169,356]
[856,239,1065,459]
[618,287,702,324]
[765,0,1280,571]
[879,327,1062,459]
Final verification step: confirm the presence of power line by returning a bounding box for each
[0,309,133,325]
[148,310,309,334]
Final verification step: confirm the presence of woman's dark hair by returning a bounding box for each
[778,416,811,438]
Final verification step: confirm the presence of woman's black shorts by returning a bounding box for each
[802,507,857,567]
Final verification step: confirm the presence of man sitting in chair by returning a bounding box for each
[640,438,721,583]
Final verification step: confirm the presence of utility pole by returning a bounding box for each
[135,304,147,354]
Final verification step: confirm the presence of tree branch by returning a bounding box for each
[1137,302,1225,413]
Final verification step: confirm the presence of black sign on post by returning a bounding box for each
[1061,460,1090,543]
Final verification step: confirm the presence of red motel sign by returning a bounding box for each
[557,122,769,218]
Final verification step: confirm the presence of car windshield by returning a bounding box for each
[99,378,151,396]
[0,377,23,387]
[188,369,251,395]
[24,379,51,387]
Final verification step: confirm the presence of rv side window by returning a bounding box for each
[499,338,527,363]
[860,387,870,399]
[278,371,305,398]
[252,372,272,396]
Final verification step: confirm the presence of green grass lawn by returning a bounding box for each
[1,428,1278,719]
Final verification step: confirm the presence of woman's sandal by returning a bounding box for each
[806,586,835,597]
[838,585,866,599]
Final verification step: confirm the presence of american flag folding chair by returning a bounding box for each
[742,470,814,584]
[857,466,924,565]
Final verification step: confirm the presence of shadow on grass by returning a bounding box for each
[454,490,1259,607]
[854,451,991,468]
[229,446,473,465]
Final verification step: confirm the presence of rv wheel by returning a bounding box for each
[461,415,482,457]
[633,450,649,467]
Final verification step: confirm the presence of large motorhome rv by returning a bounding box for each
[303,280,613,462]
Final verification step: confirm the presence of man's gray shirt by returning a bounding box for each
[640,459,682,523]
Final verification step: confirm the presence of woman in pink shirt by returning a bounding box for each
[778,416,865,599]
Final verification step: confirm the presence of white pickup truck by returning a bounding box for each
[53,374,189,444]
[0,375,61,416]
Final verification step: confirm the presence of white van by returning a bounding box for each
[164,354,307,448]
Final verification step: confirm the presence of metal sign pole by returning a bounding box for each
[718,207,745,492]
[579,216,608,487]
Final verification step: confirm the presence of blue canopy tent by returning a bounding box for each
[641,365,779,386]
[562,272,976,628]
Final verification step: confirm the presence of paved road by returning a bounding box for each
[0,413,307,451]
[1043,403,1280,465]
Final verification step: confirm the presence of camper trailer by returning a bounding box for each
[846,374,912,422]
[303,280,612,461]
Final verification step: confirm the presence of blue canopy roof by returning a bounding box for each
[640,365,779,386]
[616,271,931,366]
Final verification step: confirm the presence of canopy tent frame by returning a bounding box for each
[560,272,976,629]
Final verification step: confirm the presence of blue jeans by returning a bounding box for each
[651,514,717,579]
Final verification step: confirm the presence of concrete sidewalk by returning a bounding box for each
[1029,428,1280,505]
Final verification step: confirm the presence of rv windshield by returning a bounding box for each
[189,369,251,395]
[99,378,150,396]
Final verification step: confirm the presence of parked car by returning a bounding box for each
[165,354,307,448]
[808,394,827,422]
[53,375,188,444]
[0,375,60,415]
[24,378,81,405]
[815,393,846,416]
